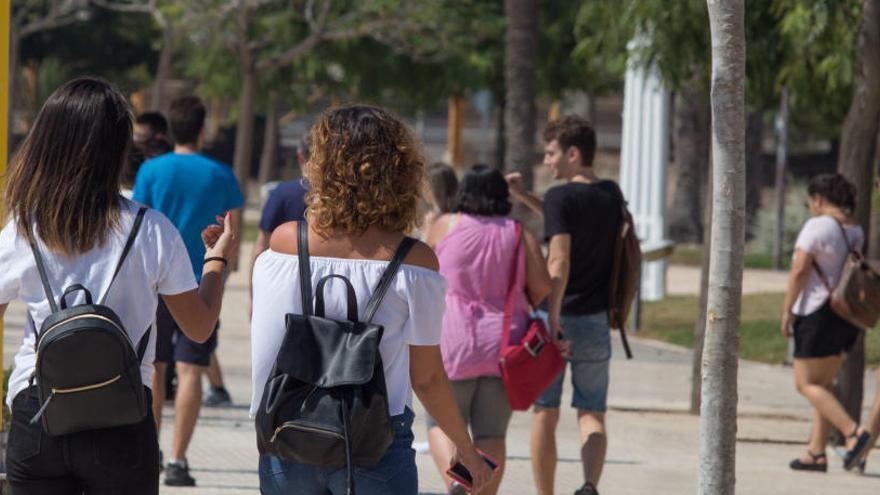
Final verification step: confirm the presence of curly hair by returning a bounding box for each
[305,105,425,235]
[808,173,857,214]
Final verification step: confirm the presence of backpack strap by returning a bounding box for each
[28,236,59,313]
[136,326,151,362]
[811,217,857,294]
[363,237,417,324]
[99,207,147,304]
[298,221,314,316]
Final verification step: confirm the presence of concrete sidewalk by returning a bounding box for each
[2,243,877,494]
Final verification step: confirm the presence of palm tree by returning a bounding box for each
[698,0,746,493]
[503,0,538,189]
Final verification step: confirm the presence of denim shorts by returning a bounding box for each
[534,310,611,412]
[259,408,417,495]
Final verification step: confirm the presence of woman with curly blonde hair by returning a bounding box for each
[250,105,494,494]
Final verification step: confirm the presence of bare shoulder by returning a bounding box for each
[269,221,299,255]
[403,239,440,272]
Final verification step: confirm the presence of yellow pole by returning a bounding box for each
[0,0,10,431]
[446,97,463,168]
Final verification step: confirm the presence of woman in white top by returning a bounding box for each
[251,105,493,494]
[0,78,235,494]
[782,173,870,472]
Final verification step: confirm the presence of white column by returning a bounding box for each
[619,39,671,302]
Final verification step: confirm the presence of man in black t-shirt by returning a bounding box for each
[507,116,622,495]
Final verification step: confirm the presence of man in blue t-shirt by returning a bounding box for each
[248,136,309,315]
[134,96,243,487]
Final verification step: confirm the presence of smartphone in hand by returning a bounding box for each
[446,449,500,493]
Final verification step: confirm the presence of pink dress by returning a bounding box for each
[436,215,530,380]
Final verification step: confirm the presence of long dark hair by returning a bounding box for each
[5,77,133,256]
[426,162,458,213]
[455,164,512,217]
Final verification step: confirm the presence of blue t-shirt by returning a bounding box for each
[133,152,244,280]
[258,179,308,233]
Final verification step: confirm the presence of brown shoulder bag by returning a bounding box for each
[812,220,880,329]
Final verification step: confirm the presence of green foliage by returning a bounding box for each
[20,6,160,94]
[774,0,861,137]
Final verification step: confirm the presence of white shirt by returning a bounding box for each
[0,199,197,407]
[793,215,864,315]
[250,250,447,418]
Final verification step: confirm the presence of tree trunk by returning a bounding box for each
[690,160,714,414]
[745,109,765,239]
[669,80,711,243]
[447,97,464,167]
[871,133,880,260]
[150,25,176,114]
[233,68,256,196]
[494,91,506,170]
[699,1,745,494]
[8,28,20,153]
[772,89,789,270]
[257,91,280,186]
[503,0,538,189]
[833,0,880,435]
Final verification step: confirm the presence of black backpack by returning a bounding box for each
[256,221,415,494]
[27,206,151,436]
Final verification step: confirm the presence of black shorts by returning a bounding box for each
[154,300,218,366]
[793,301,861,359]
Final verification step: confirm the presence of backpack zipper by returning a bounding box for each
[38,314,133,349]
[271,422,345,443]
[52,374,121,394]
[29,374,123,425]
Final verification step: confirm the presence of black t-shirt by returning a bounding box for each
[542,180,623,315]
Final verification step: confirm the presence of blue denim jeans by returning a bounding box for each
[258,408,417,495]
[534,310,611,412]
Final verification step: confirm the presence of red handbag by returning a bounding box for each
[498,224,565,411]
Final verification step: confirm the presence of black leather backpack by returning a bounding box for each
[28,207,151,436]
[256,221,415,494]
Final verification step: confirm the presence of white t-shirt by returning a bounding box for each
[793,215,864,315]
[0,199,197,407]
[250,250,447,418]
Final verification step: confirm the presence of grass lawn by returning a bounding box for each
[640,293,880,367]
[669,247,790,270]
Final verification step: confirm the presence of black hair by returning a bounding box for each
[426,162,458,213]
[455,164,512,217]
[807,173,857,214]
[122,135,173,189]
[168,96,206,145]
[135,111,168,135]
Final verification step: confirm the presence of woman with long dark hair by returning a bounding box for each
[783,173,871,472]
[0,77,234,494]
[424,165,551,494]
[250,106,493,494]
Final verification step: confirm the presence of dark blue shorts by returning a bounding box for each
[258,408,418,495]
[154,300,218,366]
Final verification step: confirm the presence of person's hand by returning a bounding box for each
[505,172,525,199]
[202,212,236,260]
[549,318,571,357]
[781,311,795,338]
[450,446,494,493]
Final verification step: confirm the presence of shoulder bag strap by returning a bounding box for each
[28,234,59,314]
[363,237,417,324]
[500,223,524,354]
[99,207,147,304]
[298,221,313,316]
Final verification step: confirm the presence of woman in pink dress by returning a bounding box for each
[425,165,551,494]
